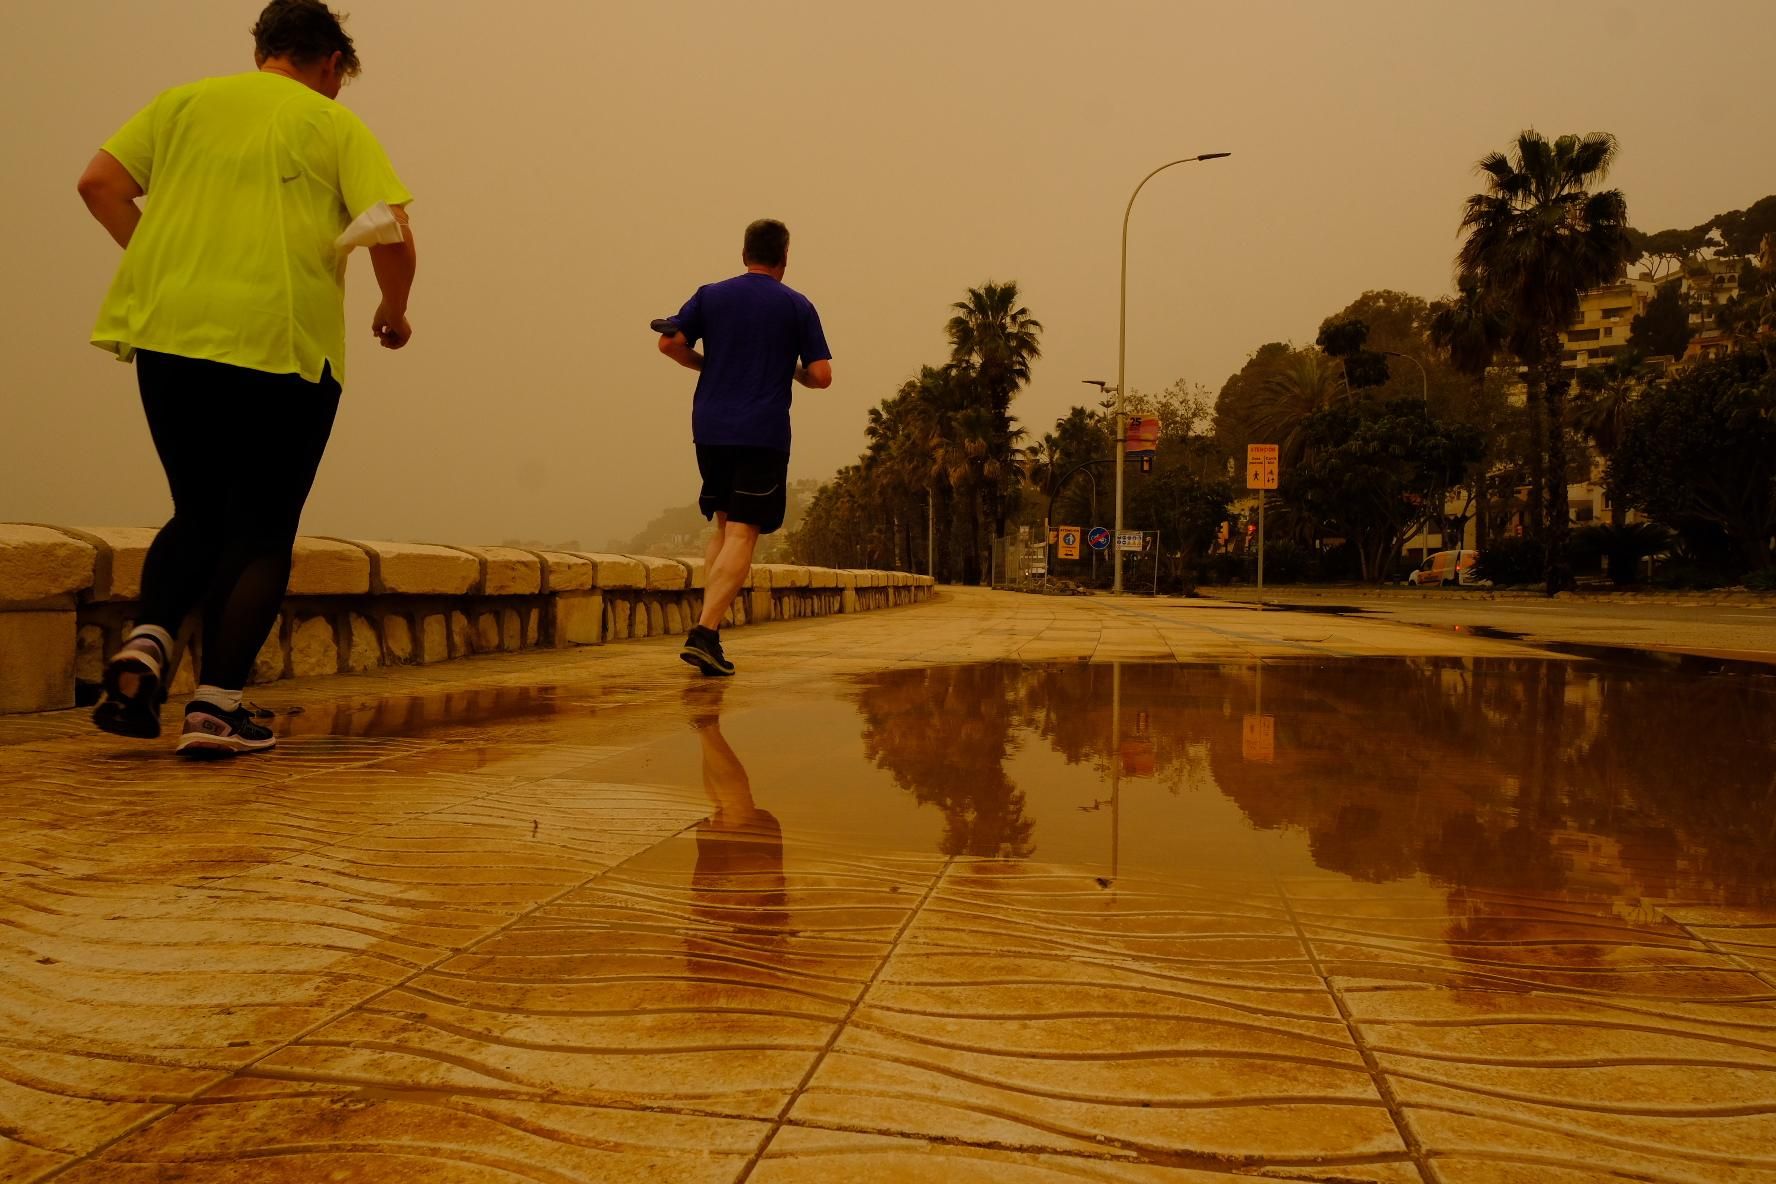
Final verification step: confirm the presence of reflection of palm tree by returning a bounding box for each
[856,660,1774,907]
[855,666,1035,858]
[683,685,788,972]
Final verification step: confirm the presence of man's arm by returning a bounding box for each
[795,359,833,389]
[658,332,704,372]
[77,151,144,249]
[368,204,416,350]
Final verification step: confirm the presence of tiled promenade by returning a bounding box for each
[3,589,1773,1183]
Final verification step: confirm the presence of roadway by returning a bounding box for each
[1203,587,1776,664]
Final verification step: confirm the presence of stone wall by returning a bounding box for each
[0,525,934,714]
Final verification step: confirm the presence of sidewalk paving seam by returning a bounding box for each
[1663,915,1776,997]
[1270,875,1439,1184]
[731,855,956,1183]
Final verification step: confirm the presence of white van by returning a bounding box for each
[1404,549,1488,587]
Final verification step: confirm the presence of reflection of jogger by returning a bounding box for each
[686,686,788,942]
[81,1,415,757]
[658,220,833,677]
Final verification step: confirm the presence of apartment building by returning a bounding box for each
[1558,276,1656,368]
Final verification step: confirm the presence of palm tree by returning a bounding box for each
[1457,130,1634,593]
[902,365,977,583]
[1571,358,1641,503]
[1024,433,1063,497]
[1429,274,1511,547]
[863,392,933,570]
[1248,349,1348,467]
[946,282,1044,575]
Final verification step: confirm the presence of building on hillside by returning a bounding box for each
[1677,257,1743,364]
[1558,276,1657,369]
[1408,256,1752,567]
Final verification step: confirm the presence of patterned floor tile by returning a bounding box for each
[752,1125,1424,1182]
[57,1079,764,1183]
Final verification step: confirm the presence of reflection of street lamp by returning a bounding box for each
[1114,153,1232,592]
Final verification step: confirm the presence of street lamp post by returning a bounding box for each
[1113,152,1231,593]
[1383,350,1429,402]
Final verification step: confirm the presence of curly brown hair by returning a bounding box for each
[251,0,360,77]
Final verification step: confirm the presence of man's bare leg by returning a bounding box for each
[703,513,728,574]
[701,519,761,630]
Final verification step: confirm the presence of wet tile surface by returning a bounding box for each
[4,588,1774,1182]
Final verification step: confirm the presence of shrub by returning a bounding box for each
[1583,522,1673,585]
[1652,564,1729,590]
[1197,552,1247,586]
[1258,540,1309,584]
[1317,542,1363,582]
[1473,537,1542,586]
[1747,568,1776,591]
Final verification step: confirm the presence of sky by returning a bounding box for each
[5,1,1773,550]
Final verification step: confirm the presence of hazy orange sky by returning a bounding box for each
[5,1,1774,548]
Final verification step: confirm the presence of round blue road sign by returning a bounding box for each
[1086,527,1111,551]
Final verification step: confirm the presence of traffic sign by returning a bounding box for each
[1116,531,1145,552]
[1057,526,1082,560]
[1086,526,1111,552]
[1247,443,1279,490]
[1125,416,1160,455]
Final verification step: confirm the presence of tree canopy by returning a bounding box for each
[1627,280,1693,359]
[1609,351,1776,572]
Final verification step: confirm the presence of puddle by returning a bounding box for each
[577,659,1776,906]
[1450,627,1776,677]
[272,657,1776,907]
[1256,602,1371,617]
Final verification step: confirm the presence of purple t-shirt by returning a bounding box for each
[675,272,831,453]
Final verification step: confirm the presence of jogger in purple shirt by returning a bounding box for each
[657,219,832,676]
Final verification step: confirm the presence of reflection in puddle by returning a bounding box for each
[848,660,1776,906]
[286,658,1774,915]
[685,684,789,961]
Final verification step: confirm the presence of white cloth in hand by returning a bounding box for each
[334,202,405,253]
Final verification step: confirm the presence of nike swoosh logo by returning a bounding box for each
[280,172,301,183]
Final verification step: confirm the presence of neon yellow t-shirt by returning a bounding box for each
[91,71,412,386]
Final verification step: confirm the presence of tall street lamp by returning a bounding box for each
[1383,350,1429,402]
[1114,152,1231,593]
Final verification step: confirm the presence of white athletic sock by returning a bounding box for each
[193,684,243,712]
[125,624,174,661]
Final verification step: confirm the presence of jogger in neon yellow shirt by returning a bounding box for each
[81,0,417,757]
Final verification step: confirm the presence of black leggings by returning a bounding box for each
[135,351,340,689]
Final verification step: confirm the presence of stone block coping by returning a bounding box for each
[288,537,371,596]
[629,555,688,591]
[0,525,97,603]
[533,551,594,593]
[0,522,936,714]
[50,526,158,602]
[351,540,481,596]
[456,546,544,596]
[573,553,646,589]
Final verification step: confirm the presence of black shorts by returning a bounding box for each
[696,444,791,534]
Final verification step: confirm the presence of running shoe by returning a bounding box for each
[175,701,277,758]
[679,626,736,677]
[92,637,168,739]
